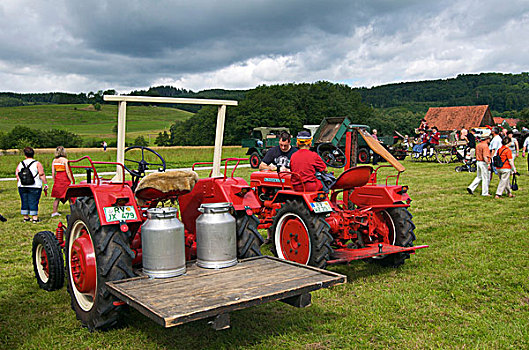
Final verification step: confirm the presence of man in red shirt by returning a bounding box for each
[290,131,327,192]
[467,135,492,196]
[495,136,517,198]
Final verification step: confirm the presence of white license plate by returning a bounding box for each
[104,206,137,222]
[310,201,332,213]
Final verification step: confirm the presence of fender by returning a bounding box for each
[348,184,411,208]
[65,183,142,226]
[179,176,261,235]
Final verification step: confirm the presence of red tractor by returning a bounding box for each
[251,127,427,269]
[31,96,344,331]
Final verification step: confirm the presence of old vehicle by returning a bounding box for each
[242,127,290,168]
[31,96,345,331]
[251,126,428,269]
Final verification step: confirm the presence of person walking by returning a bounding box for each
[522,134,529,172]
[51,146,74,217]
[467,136,492,196]
[494,137,517,199]
[15,147,48,223]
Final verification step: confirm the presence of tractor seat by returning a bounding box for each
[135,170,199,204]
[330,165,373,191]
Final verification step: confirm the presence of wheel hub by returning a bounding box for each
[280,217,310,264]
[70,230,97,296]
[39,249,49,278]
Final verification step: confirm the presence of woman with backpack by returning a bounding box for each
[15,147,48,223]
[494,137,517,199]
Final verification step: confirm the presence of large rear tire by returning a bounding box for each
[270,200,333,269]
[369,208,416,267]
[66,197,135,330]
[236,212,264,258]
[32,231,64,291]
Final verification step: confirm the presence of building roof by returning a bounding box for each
[493,117,519,128]
[424,105,494,131]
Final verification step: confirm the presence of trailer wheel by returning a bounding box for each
[32,231,64,291]
[357,148,370,164]
[65,197,135,330]
[369,208,416,267]
[249,152,261,169]
[270,200,333,269]
[236,212,264,258]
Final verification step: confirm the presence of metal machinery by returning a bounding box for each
[31,96,345,331]
[251,126,428,269]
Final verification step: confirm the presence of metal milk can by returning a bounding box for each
[196,202,237,269]
[141,207,186,278]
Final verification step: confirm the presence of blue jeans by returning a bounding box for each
[19,187,42,216]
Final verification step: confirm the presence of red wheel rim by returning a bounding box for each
[70,229,97,297]
[40,249,49,278]
[358,150,368,163]
[277,214,311,264]
[372,211,395,245]
[250,155,260,168]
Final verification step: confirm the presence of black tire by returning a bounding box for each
[455,166,462,172]
[270,200,333,269]
[32,231,64,291]
[469,163,477,172]
[357,148,371,164]
[249,152,261,169]
[369,208,416,267]
[235,212,264,258]
[65,197,135,330]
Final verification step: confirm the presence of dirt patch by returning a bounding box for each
[79,105,96,111]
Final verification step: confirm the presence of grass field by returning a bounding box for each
[0,153,528,349]
[0,104,192,142]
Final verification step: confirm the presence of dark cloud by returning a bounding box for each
[0,0,528,93]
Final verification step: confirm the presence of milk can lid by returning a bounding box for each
[198,202,232,214]
[146,207,178,219]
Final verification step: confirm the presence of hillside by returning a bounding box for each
[0,104,192,143]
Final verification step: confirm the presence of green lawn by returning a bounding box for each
[0,155,527,349]
[0,104,192,141]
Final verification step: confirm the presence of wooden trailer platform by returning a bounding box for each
[106,256,346,330]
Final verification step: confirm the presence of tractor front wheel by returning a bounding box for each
[270,200,333,269]
[369,207,416,267]
[249,152,261,169]
[65,197,135,330]
[236,212,264,258]
[32,230,64,291]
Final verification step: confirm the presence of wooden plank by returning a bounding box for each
[106,256,346,328]
[103,95,238,106]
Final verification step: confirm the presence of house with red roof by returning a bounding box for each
[493,117,519,129]
[424,105,494,133]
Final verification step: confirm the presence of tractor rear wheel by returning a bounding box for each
[32,231,64,291]
[369,208,416,267]
[236,212,264,258]
[249,152,261,169]
[270,200,333,269]
[65,197,135,330]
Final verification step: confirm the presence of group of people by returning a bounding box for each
[15,146,73,223]
[467,127,518,198]
[412,119,441,157]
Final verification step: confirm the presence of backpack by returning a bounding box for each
[19,160,37,186]
[492,148,507,168]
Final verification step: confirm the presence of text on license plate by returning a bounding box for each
[310,201,332,213]
[104,206,137,222]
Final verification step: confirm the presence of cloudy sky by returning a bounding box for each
[1,0,528,94]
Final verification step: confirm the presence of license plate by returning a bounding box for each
[104,206,137,222]
[310,201,332,213]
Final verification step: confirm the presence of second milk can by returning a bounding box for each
[196,202,237,268]
[141,207,186,278]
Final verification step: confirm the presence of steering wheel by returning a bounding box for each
[124,146,166,189]
[316,143,346,168]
